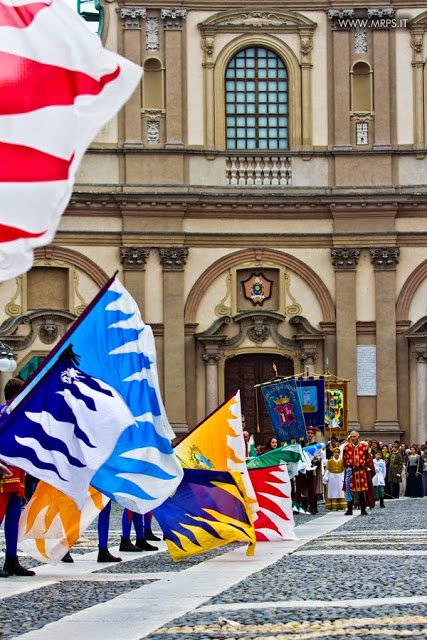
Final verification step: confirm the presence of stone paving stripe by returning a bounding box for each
[197,595,427,613]
[13,511,351,640]
[295,549,427,556]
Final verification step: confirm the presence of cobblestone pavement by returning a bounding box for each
[0,498,425,640]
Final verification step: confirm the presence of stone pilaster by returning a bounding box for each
[300,30,313,152]
[370,247,400,433]
[159,247,189,433]
[331,248,361,428]
[412,339,427,445]
[202,352,221,416]
[331,27,352,150]
[161,8,187,148]
[120,247,150,317]
[372,28,392,149]
[118,7,146,147]
[410,27,425,149]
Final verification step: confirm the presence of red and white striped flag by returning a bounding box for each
[0,0,142,281]
[249,464,297,541]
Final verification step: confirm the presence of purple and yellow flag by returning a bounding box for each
[152,468,256,561]
[174,390,258,513]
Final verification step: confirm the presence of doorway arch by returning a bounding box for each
[224,352,294,444]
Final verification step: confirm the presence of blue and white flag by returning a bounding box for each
[0,354,135,509]
[11,275,183,513]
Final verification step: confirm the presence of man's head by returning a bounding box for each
[4,377,24,402]
[306,426,315,440]
[349,430,360,445]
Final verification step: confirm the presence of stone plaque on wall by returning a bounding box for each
[357,345,377,396]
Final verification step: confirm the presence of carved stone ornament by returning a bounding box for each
[411,33,424,54]
[202,352,221,364]
[161,8,187,30]
[158,247,189,271]
[350,111,374,122]
[300,35,313,56]
[147,120,160,144]
[331,248,361,270]
[328,8,354,19]
[119,7,147,29]
[370,247,400,270]
[248,321,270,344]
[201,35,214,57]
[221,12,294,28]
[355,26,367,54]
[198,9,317,36]
[120,247,150,270]
[146,17,159,50]
[39,323,59,344]
[367,8,394,18]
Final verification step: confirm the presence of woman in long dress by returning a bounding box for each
[323,447,347,510]
[405,446,424,497]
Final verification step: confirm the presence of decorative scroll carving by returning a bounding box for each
[146,17,159,50]
[351,111,374,122]
[161,8,187,30]
[370,247,400,270]
[247,319,270,343]
[119,7,147,29]
[300,35,313,56]
[147,120,160,144]
[158,247,189,271]
[120,247,150,270]
[73,271,88,315]
[284,272,302,316]
[411,32,424,54]
[202,353,221,363]
[215,274,232,317]
[331,248,361,270]
[0,311,75,351]
[5,276,22,317]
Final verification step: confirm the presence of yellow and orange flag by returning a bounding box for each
[174,390,258,514]
[18,483,108,564]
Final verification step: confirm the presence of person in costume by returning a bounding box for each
[323,447,346,510]
[405,446,424,497]
[342,430,375,516]
[294,426,321,515]
[372,449,386,508]
[387,443,403,499]
[0,378,35,577]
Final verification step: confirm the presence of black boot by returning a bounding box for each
[344,501,353,516]
[97,547,122,563]
[380,497,385,508]
[61,551,74,563]
[3,556,35,577]
[0,569,9,578]
[135,538,158,551]
[359,493,368,515]
[144,529,161,541]
[119,537,143,552]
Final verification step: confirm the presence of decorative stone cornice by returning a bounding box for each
[370,247,400,270]
[161,8,187,30]
[331,248,361,270]
[118,7,147,30]
[120,247,150,271]
[158,247,189,271]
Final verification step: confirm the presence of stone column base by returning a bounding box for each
[348,420,361,432]
[171,421,189,436]
[371,420,403,443]
[374,420,401,432]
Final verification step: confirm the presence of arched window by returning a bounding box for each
[225,47,288,150]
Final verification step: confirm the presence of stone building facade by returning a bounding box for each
[0,1,426,446]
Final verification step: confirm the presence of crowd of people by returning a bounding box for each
[251,427,427,514]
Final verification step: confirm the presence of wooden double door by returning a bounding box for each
[224,353,294,446]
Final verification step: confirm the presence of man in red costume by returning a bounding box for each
[342,430,375,516]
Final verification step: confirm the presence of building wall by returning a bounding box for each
[1,1,426,445]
